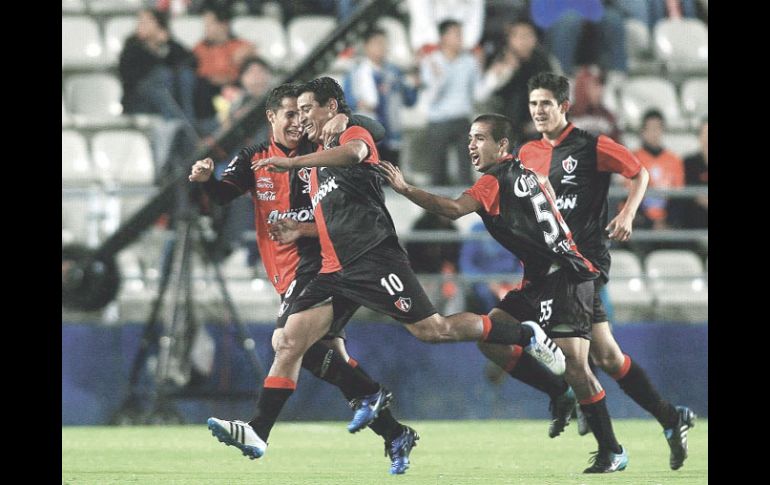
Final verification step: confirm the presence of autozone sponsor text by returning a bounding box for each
[267,207,314,223]
[311,176,338,208]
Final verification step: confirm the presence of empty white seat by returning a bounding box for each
[645,249,707,320]
[62,130,96,185]
[680,77,708,121]
[287,15,336,66]
[625,18,651,59]
[91,129,155,186]
[662,132,700,158]
[619,76,685,130]
[170,15,204,50]
[62,0,86,13]
[607,250,653,311]
[103,15,137,65]
[62,16,108,69]
[377,17,414,70]
[653,18,708,73]
[64,73,130,127]
[384,187,424,235]
[88,0,143,14]
[231,16,288,69]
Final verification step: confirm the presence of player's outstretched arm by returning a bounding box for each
[252,140,368,172]
[189,157,245,205]
[376,160,481,220]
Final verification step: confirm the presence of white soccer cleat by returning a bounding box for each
[207,417,267,460]
[521,321,566,375]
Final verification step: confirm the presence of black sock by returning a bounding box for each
[248,377,295,441]
[505,347,569,399]
[580,393,622,454]
[483,315,533,345]
[350,363,404,441]
[614,354,679,429]
[301,342,379,398]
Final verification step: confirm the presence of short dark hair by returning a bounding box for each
[527,72,570,105]
[641,108,665,126]
[298,77,351,115]
[265,83,300,112]
[201,1,232,23]
[143,8,169,31]
[364,27,387,43]
[472,114,514,152]
[438,19,461,36]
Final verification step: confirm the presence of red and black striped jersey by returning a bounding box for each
[309,126,400,273]
[464,155,599,284]
[221,138,321,293]
[519,124,641,281]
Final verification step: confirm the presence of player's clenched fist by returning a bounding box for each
[189,157,214,182]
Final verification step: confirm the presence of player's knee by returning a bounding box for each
[590,346,624,374]
[406,319,444,343]
[273,332,303,359]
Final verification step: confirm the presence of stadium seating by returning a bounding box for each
[231,16,288,70]
[680,77,708,124]
[62,130,96,186]
[62,0,87,14]
[62,16,108,69]
[64,73,131,128]
[645,249,708,320]
[88,0,143,14]
[619,76,686,130]
[624,18,656,73]
[606,250,653,320]
[91,129,155,186]
[103,15,137,66]
[653,18,708,74]
[170,15,204,50]
[287,15,336,69]
[662,132,699,158]
[377,17,414,70]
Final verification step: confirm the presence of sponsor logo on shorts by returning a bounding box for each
[395,297,412,312]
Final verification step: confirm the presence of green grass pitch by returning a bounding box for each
[63,419,707,484]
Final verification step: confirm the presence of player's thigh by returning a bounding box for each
[280,303,335,356]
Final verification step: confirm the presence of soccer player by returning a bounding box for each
[226,77,565,472]
[377,113,629,473]
[515,72,695,470]
[189,82,414,474]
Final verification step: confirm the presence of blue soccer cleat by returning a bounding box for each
[347,387,392,433]
[385,425,420,474]
[207,417,266,460]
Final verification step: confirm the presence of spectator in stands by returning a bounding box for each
[633,109,685,229]
[569,64,622,142]
[419,20,482,185]
[408,0,485,57]
[476,19,556,144]
[119,8,197,122]
[677,118,707,229]
[458,220,522,313]
[530,0,627,80]
[616,0,699,33]
[193,1,256,134]
[344,28,419,166]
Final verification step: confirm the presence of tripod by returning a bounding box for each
[110,183,266,425]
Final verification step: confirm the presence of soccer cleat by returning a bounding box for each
[583,446,629,473]
[385,425,420,475]
[664,405,696,470]
[347,386,393,433]
[548,387,576,438]
[207,417,266,460]
[575,403,591,436]
[521,321,566,375]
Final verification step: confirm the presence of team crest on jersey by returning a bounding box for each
[394,297,412,312]
[297,168,311,184]
[561,156,578,174]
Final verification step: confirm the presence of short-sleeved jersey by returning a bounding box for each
[221,139,320,293]
[464,155,598,284]
[309,126,399,273]
[519,123,641,281]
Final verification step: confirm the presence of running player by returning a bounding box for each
[377,113,629,473]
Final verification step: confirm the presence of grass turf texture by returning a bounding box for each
[63,419,707,484]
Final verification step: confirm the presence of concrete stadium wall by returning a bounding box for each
[62,320,707,425]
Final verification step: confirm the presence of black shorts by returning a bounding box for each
[591,279,609,324]
[277,272,352,340]
[289,238,437,334]
[495,269,594,339]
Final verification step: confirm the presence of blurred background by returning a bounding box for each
[62,0,707,426]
